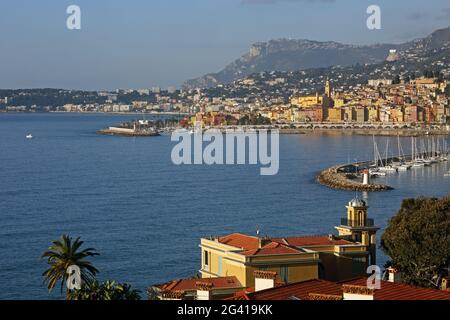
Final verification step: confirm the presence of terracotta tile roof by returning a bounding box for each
[234,277,450,300]
[216,233,331,256]
[225,287,255,300]
[344,278,450,300]
[226,293,250,300]
[218,233,260,250]
[241,241,304,256]
[273,235,353,247]
[155,276,243,292]
[246,279,343,300]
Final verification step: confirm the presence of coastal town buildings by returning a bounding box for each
[149,198,415,301]
[149,198,450,301]
[199,198,377,288]
[177,78,449,128]
[2,75,449,128]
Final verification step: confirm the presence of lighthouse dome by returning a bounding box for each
[349,198,367,207]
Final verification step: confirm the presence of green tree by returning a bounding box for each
[381,196,450,289]
[69,280,141,300]
[445,85,450,97]
[392,75,401,84]
[42,235,99,298]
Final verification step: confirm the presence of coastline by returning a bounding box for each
[2,112,449,136]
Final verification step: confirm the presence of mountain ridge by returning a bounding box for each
[183,27,450,89]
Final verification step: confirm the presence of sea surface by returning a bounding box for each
[0,113,449,299]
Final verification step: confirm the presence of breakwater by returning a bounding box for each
[98,127,160,137]
[316,164,393,192]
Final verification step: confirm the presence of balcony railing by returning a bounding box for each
[341,218,375,227]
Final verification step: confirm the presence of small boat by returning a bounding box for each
[397,164,410,171]
[444,170,450,177]
[26,134,33,139]
[378,166,398,173]
[412,160,425,168]
[369,169,386,177]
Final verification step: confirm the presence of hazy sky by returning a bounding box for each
[0,0,449,90]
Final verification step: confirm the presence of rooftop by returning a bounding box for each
[216,233,355,249]
[155,276,243,293]
[229,278,450,300]
[217,233,260,250]
[241,241,304,256]
[273,235,353,247]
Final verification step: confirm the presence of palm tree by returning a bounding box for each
[42,235,99,299]
[69,280,141,300]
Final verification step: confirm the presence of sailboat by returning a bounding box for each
[378,138,397,173]
[396,135,410,171]
[439,137,448,161]
[369,136,387,177]
[411,137,425,168]
[419,138,431,166]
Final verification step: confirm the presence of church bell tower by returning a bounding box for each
[325,78,332,98]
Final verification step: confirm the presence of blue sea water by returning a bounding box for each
[0,113,448,299]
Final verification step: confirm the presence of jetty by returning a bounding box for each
[98,120,160,137]
[316,164,393,192]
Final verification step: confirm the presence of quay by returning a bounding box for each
[160,123,449,136]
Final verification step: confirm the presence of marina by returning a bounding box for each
[317,135,449,191]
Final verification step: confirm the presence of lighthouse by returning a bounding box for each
[362,169,370,185]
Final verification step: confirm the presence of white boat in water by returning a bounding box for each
[397,164,410,171]
[26,134,33,139]
[378,166,398,173]
[369,169,387,177]
[412,160,425,168]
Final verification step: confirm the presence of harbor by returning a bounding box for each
[317,135,449,191]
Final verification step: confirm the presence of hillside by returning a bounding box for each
[183,27,450,89]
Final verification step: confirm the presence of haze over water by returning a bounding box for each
[0,113,448,299]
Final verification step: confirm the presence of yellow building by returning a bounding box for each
[199,199,378,287]
[327,107,344,122]
[291,93,323,107]
[391,108,405,123]
[411,78,438,89]
[291,79,334,108]
[334,98,347,108]
[368,106,380,122]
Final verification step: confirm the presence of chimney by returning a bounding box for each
[387,267,402,283]
[196,281,213,300]
[258,236,271,249]
[440,278,448,291]
[254,270,277,292]
[342,284,375,300]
